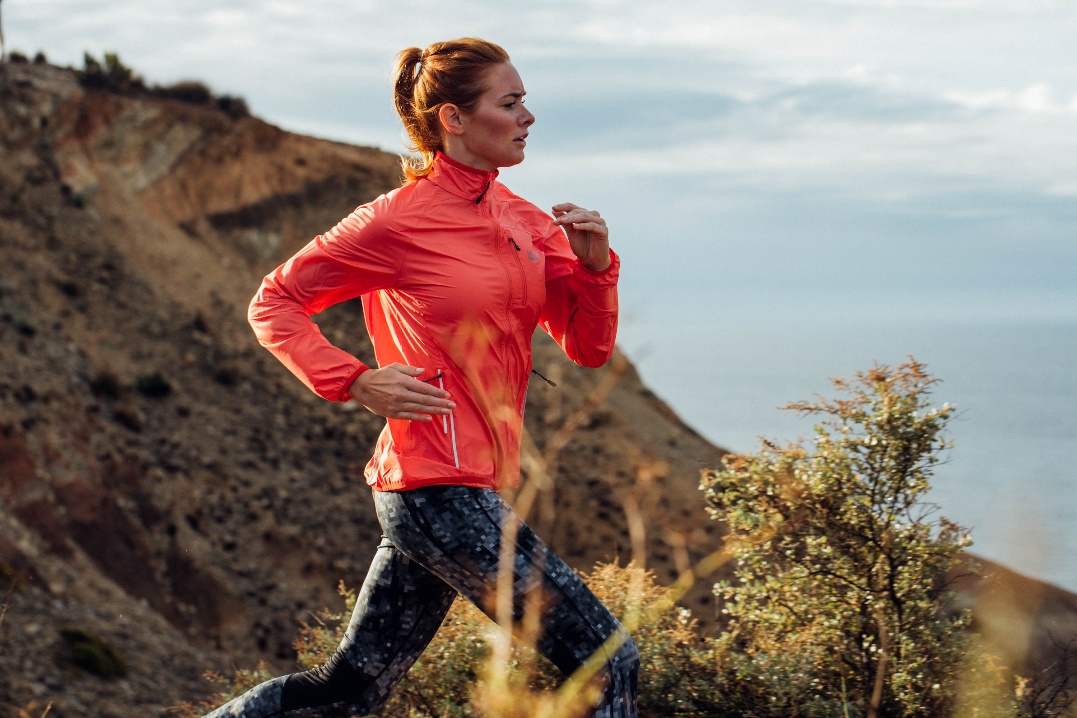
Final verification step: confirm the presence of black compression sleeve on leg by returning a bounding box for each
[279,651,360,711]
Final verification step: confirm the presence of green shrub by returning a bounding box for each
[0,559,24,591]
[154,80,214,106]
[59,627,128,678]
[174,662,276,717]
[701,360,976,717]
[12,316,37,337]
[216,94,251,119]
[89,369,122,399]
[136,371,172,397]
[75,52,145,93]
[71,51,250,119]
[176,564,718,718]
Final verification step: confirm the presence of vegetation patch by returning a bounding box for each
[136,371,173,398]
[171,362,1077,717]
[89,369,123,399]
[74,52,250,118]
[0,558,24,591]
[59,627,128,678]
[12,316,37,337]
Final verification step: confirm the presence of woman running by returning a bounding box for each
[203,37,638,718]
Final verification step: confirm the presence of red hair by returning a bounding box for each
[393,38,511,181]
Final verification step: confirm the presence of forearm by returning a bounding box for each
[248,275,368,402]
[541,251,620,368]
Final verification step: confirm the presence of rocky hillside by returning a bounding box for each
[1,60,1074,717]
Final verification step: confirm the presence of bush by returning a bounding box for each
[153,80,214,106]
[75,52,145,93]
[216,94,251,119]
[297,565,719,717]
[136,371,172,398]
[59,627,128,678]
[178,564,717,718]
[0,558,24,591]
[700,360,978,717]
[152,83,250,117]
[175,663,276,717]
[73,51,250,119]
[12,315,37,337]
[89,369,122,399]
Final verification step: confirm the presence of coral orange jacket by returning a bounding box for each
[249,152,619,492]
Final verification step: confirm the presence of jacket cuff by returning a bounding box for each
[575,249,620,284]
[338,364,371,402]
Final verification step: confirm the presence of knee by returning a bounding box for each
[610,633,640,676]
[281,653,373,713]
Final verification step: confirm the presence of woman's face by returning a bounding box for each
[451,63,535,171]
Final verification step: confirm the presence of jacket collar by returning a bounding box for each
[427,151,499,203]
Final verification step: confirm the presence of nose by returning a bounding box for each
[522,106,535,126]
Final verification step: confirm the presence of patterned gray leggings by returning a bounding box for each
[202,485,639,717]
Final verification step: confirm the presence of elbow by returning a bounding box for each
[571,335,617,368]
[247,286,269,340]
[247,277,291,346]
[563,320,618,368]
[578,348,614,369]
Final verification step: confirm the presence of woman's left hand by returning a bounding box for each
[552,203,611,272]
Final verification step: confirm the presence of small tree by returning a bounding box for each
[76,51,145,93]
[701,360,973,717]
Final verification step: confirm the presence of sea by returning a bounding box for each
[618,317,1077,594]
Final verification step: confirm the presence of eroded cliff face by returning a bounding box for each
[0,62,729,715]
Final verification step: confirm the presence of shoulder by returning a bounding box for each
[490,182,559,234]
[326,181,425,243]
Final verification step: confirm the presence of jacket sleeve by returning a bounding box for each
[248,202,403,401]
[538,224,620,368]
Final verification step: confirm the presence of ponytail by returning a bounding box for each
[392,47,433,182]
[390,38,511,181]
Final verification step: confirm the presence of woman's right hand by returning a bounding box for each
[347,364,455,421]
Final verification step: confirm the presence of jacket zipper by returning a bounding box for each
[507,237,528,307]
[478,190,524,449]
[437,367,460,468]
[479,196,516,323]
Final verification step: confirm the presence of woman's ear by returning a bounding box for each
[438,104,466,136]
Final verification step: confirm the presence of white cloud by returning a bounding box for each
[1046,182,1077,197]
[947,83,1077,115]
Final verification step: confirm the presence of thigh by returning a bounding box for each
[340,538,458,675]
[280,538,457,714]
[374,486,624,676]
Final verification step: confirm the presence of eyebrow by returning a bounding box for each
[500,91,526,100]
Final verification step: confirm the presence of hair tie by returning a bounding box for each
[414,49,427,80]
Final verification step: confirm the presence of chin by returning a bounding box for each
[502,152,526,168]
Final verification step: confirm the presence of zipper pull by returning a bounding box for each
[531,369,557,387]
[509,237,521,251]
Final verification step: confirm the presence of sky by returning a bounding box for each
[6,1,1077,588]
[7,0,1076,328]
